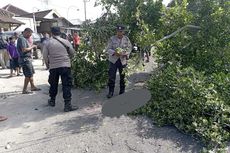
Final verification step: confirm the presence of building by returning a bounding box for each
[17,9,60,33]
[2,4,81,34]
[19,9,80,34]
[2,4,31,31]
[0,8,24,31]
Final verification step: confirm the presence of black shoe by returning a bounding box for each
[106,92,113,99]
[64,105,78,112]
[119,90,125,95]
[48,99,55,107]
[64,101,78,112]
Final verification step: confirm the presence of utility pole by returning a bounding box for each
[83,0,90,21]
[33,7,40,33]
[32,12,37,33]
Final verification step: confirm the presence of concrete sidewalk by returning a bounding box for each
[0,59,203,153]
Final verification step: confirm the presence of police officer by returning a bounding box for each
[106,25,132,98]
[43,27,78,112]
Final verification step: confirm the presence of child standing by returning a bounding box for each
[7,36,20,77]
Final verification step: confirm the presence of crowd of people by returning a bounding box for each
[0,27,81,113]
[0,30,81,72]
[0,31,22,76]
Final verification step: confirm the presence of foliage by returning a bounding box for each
[155,0,230,74]
[71,16,116,91]
[134,0,230,152]
[133,65,230,152]
[95,0,162,43]
[72,43,109,91]
[73,0,163,90]
[73,0,230,151]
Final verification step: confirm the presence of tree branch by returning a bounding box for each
[156,25,201,43]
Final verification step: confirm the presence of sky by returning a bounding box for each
[0,0,172,24]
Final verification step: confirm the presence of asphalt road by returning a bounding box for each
[0,59,205,153]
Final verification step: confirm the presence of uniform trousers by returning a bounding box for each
[48,67,72,101]
[108,59,126,93]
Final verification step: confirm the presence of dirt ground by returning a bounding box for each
[0,59,210,153]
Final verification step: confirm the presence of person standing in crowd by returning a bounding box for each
[43,27,78,112]
[73,32,80,51]
[13,32,20,47]
[60,33,68,40]
[17,28,41,94]
[7,37,20,77]
[14,32,22,73]
[0,35,8,69]
[41,32,50,66]
[27,34,34,59]
[106,25,132,98]
[27,35,33,46]
[67,33,73,45]
[142,46,150,63]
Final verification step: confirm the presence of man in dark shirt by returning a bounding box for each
[17,28,41,94]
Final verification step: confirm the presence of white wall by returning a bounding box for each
[44,10,61,19]
[13,17,35,32]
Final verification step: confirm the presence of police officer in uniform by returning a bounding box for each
[43,27,78,112]
[106,25,132,98]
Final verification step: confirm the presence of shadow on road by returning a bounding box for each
[0,83,106,130]
[134,116,203,153]
[54,113,103,134]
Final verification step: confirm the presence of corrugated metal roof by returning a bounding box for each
[2,4,29,16]
[0,16,24,24]
[0,8,14,17]
[18,10,53,18]
[0,8,24,24]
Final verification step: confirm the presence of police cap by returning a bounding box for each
[51,26,61,35]
[116,25,125,31]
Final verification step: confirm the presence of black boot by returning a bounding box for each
[119,90,125,95]
[48,98,55,107]
[64,100,78,112]
[107,86,114,99]
[119,87,125,95]
[106,92,114,99]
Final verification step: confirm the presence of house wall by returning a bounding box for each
[45,11,61,19]
[13,17,35,32]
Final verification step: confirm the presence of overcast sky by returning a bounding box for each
[0,0,171,23]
